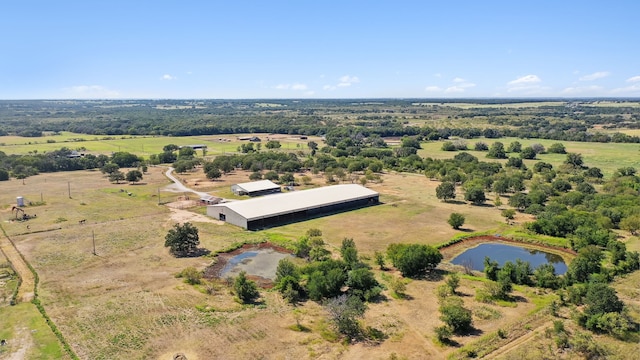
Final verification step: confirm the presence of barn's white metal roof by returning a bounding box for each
[210,184,379,220]
[233,179,281,193]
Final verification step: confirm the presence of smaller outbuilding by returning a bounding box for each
[231,180,281,197]
[199,195,221,205]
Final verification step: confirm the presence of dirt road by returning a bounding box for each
[163,167,213,198]
[0,226,35,302]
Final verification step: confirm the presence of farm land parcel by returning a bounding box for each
[0,99,638,359]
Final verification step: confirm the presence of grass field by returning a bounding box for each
[0,132,320,157]
[0,157,637,358]
[0,302,68,359]
[419,137,640,177]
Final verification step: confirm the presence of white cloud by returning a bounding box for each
[508,75,541,86]
[626,75,640,83]
[446,83,476,94]
[434,73,442,78]
[506,75,546,94]
[561,85,603,95]
[579,71,610,81]
[425,78,475,94]
[274,83,308,91]
[66,85,120,98]
[162,74,176,80]
[323,75,360,91]
[338,75,360,87]
[611,84,640,94]
[445,86,465,94]
[507,85,550,95]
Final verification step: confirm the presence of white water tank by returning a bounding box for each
[16,196,24,207]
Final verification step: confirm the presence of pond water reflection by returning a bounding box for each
[219,248,293,280]
[451,243,567,275]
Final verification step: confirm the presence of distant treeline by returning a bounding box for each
[1,99,639,143]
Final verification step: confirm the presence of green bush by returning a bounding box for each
[234,271,259,303]
[387,243,442,278]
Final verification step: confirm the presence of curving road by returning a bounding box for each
[163,167,226,201]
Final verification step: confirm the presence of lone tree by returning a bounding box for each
[165,222,200,256]
[448,213,465,230]
[564,153,584,168]
[126,169,143,184]
[325,294,367,341]
[108,170,125,184]
[436,181,456,202]
[487,142,507,159]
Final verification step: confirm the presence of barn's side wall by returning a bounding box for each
[245,195,378,230]
[207,206,248,229]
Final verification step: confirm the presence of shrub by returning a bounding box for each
[387,243,442,278]
[434,325,452,343]
[447,213,465,230]
[439,296,473,334]
[178,266,202,285]
[234,271,259,303]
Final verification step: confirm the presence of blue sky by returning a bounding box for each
[2,1,639,99]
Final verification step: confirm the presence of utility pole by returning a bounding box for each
[68,181,71,199]
[92,230,96,255]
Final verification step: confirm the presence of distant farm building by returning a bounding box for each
[231,180,281,197]
[179,144,208,150]
[238,136,261,142]
[207,184,379,230]
[199,195,222,205]
[66,150,83,158]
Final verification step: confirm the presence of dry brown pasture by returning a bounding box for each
[0,166,636,359]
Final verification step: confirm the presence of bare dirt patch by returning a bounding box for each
[0,229,35,303]
[3,327,34,360]
[167,208,224,226]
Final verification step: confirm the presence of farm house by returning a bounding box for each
[231,179,281,196]
[207,184,379,230]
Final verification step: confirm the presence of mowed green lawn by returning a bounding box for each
[0,302,68,359]
[418,138,640,177]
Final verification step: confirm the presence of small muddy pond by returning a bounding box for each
[451,243,567,275]
[206,243,294,285]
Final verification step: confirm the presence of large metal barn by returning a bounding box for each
[207,184,379,230]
